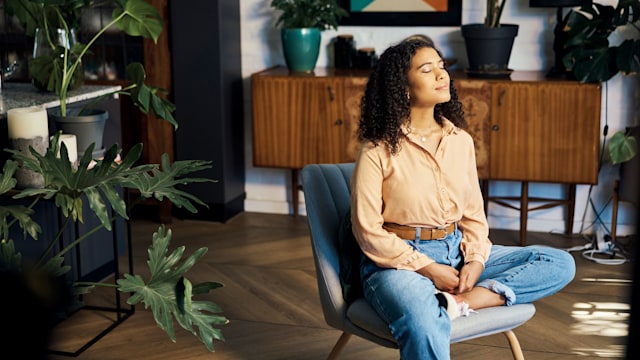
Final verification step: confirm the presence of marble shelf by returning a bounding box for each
[0,82,121,118]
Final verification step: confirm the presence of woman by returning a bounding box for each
[350,38,576,359]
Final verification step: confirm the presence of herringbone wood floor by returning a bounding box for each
[46,212,634,359]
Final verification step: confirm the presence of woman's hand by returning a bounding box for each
[418,263,459,292]
[455,261,483,294]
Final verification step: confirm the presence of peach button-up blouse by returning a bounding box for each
[350,119,492,271]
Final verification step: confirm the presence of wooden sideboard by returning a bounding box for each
[251,66,602,244]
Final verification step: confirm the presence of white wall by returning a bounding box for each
[239,0,638,236]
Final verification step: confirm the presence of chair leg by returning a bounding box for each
[327,332,352,360]
[503,330,525,360]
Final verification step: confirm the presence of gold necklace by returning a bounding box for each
[411,127,445,143]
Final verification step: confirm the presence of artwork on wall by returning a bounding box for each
[339,0,462,26]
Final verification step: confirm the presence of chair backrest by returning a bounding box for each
[301,163,354,330]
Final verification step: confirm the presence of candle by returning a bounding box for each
[6,106,49,188]
[7,106,49,140]
[57,133,78,165]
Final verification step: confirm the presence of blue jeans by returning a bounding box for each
[360,229,575,360]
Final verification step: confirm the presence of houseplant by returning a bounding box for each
[461,0,519,76]
[6,0,177,155]
[270,0,348,72]
[1,0,228,354]
[0,136,228,354]
[563,0,640,163]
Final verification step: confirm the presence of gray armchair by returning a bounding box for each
[301,163,536,360]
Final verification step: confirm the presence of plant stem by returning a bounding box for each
[36,213,72,267]
[75,281,119,288]
[37,196,144,268]
[57,8,128,116]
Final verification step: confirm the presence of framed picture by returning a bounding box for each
[338,0,462,26]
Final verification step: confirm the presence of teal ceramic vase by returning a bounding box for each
[281,28,321,73]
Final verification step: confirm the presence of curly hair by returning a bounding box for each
[357,39,466,155]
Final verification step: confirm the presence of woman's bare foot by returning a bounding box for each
[457,287,505,310]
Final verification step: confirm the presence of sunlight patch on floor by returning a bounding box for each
[571,301,629,337]
[571,345,626,358]
[580,278,632,285]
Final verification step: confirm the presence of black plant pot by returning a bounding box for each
[49,107,108,158]
[462,24,519,77]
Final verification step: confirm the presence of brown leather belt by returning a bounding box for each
[383,222,457,240]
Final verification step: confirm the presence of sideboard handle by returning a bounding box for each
[335,119,343,126]
[492,124,500,131]
[327,85,335,101]
[498,89,506,106]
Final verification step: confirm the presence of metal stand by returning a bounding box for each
[48,202,135,357]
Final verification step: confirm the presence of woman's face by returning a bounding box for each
[406,47,451,108]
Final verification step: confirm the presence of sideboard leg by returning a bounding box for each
[566,184,576,236]
[520,182,529,246]
[292,169,299,217]
[481,179,489,215]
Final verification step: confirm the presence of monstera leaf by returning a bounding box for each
[563,1,640,83]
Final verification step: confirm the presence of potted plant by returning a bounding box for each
[563,0,640,164]
[270,0,348,72]
[0,134,228,355]
[6,0,176,156]
[1,0,228,355]
[461,0,519,77]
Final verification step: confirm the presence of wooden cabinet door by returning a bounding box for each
[252,75,346,168]
[457,79,492,179]
[489,82,601,184]
[343,76,368,162]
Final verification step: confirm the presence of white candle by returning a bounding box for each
[7,106,49,188]
[58,134,78,164]
[7,106,49,139]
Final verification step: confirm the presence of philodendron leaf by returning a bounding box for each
[0,205,40,242]
[0,160,18,195]
[116,225,227,352]
[0,240,21,272]
[41,253,72,278]
[121,153,215,213]
[0,161,40,242]
[609,131,638,165]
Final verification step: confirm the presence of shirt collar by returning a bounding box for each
[402,118,460,136]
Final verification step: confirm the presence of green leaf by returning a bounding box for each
[616,39,640,75]
[0,240,22,272]
[609,131,638,165]
[122,154,215,213]
[271,0,348,30]
[41,253,72,277]
[563,1,640,83]
[114,0,163,42]
[0,160,19,194]
[116,225,227,351]
[0,205,41,242]
[125,63,178,128]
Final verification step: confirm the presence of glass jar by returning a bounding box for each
[31,28,84,91]
[333,34,356,69]
[355,47,378,69]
